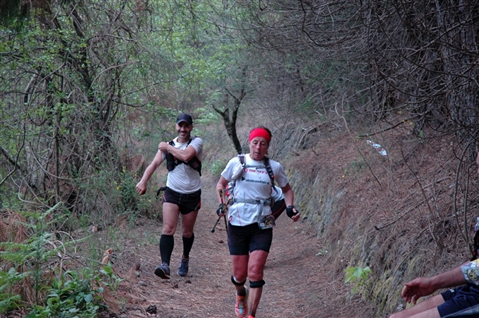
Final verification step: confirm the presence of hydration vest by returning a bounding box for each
[165,137,202,176]
[225,154,277,206]
[238,153,276,189]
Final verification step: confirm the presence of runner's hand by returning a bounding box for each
[217,203,227,216]
[286,206,300,222]
[401,277,435,304]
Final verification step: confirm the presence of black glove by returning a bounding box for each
[286,205,299,218]
[217,203,227,216]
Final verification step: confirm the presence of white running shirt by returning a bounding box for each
[221,154,289,226]
[165,136,203,194]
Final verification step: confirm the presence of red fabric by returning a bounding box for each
[249,128,271,143]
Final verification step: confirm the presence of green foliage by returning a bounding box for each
[0,0,24,27]
[118,167,142,217]
[0,267,26,312]
[146,0,252,109]
[0,205,110,316]
[194,107,221,125]
[99,264,122,291]
[25,269,105,318]
[68,151,163,227]
[115,166,155,221]
[209,158,229,177]
[0,176,20,210]
[344,265,372,294]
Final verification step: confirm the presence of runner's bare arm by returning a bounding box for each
[136,146,164,195]
[159,142,197,162]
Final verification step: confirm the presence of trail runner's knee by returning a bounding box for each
[231,275,246,286]
[249,279,265,288]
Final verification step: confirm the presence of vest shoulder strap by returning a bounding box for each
[263,156,277,191]
[238,153,246,166]
[167,136,202,175]
[237,154,276,189]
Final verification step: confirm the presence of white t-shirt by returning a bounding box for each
[165,136,203,194]
[221,154,289,226]
[272,185,284,202]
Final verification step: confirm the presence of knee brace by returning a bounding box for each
[249,279,265,289]
[231,275,246,286]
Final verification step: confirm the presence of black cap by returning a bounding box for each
[176,113,193,125]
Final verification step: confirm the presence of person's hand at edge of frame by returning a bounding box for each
[401,277,435,304]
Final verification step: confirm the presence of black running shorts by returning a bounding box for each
[162,187,201,214]
[227,223,273,255]
[438,284,479,317]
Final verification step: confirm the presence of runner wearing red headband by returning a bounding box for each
[248,127,271,143]
[216,126,300,318]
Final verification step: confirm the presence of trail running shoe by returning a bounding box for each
[235,287,248,318]
[177,257,189,276]
[154,263,170,279]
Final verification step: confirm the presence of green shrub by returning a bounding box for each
[0,204,111,317]
[26,269,104,318]
[344,265,372,294]
[209,158,228,177]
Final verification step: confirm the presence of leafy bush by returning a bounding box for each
[344,265,372,294]
[0,267,25,312]
[0,205,115,316]
[209,158,229,177]
[26,270,104,318]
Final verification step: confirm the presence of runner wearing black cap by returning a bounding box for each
[136,113,203,279]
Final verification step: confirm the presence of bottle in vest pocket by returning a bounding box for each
[231,161,244,180]
[166,140,176,171]
[226,182,234,205]
[258,214,275,230]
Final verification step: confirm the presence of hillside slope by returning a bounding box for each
[286,124,478,316]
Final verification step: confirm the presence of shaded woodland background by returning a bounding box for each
[1,0,479,317]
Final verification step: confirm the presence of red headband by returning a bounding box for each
[249,128,271,143]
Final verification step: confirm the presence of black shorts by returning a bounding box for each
[162,187,201,214]
[227,223,273,255]
[438,284,479,317]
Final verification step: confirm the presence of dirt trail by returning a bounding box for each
[109,176,374,318]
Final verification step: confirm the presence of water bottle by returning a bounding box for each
[166,140,176,171]
[166,153,175,171]
[226,182,235,205]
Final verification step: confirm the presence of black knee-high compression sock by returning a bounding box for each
[159,234,174,265]
[182,233,194,259]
